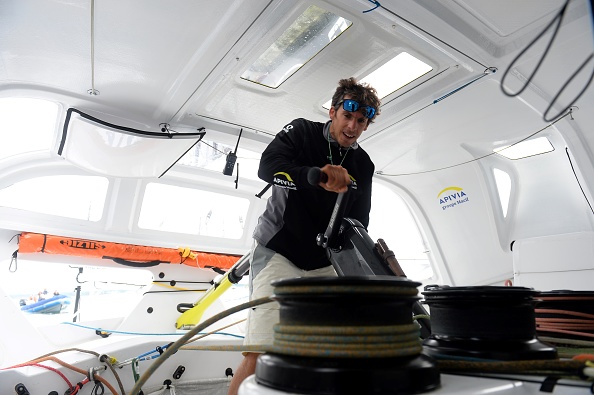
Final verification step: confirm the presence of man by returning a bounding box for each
[228,77,380,394]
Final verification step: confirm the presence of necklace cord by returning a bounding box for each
[327,132,351,166]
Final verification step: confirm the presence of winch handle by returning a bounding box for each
[307,166,328,185]
[308,167,351,249]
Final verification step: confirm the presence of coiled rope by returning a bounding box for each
[270,323,422,358]
[268,281,423,358]
[535,291,594,358]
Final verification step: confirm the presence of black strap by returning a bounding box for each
[256,183,272,198]
[540,376,559,393]
[104,257,163,267]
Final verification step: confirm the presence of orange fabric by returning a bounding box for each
[18,232,239,270]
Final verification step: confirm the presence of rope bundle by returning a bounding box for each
[271,323,422,358]
[254,276,440,395]
[535,291,594,358]
[536,292,594,341]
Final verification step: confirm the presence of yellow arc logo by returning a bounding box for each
[437,186,463,198]
[274,172,294,182]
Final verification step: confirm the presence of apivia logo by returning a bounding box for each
[273,172,297,190]
[438,186,469,211]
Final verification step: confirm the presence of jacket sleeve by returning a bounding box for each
[257,119,317,190]
[346,165,374,228]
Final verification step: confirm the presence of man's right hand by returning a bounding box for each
[319,164,350,193]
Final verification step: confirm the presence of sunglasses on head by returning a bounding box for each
[338,99,376,119]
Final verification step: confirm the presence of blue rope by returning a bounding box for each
[136,344,170,360]
[433,68,496,104]
[363,0,381,13]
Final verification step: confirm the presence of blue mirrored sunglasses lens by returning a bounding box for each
[342,99,375,119]
[343,99,359,112]
[364,107,376,118]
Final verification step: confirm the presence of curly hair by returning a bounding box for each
[331,77,381,123]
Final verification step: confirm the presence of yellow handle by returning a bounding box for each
[175,275,234,329]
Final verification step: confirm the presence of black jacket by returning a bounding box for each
[253,118,375,270]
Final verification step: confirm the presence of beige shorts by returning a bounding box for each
[243,241,336,349]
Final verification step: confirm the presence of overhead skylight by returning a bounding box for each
[494,137,554,159]
[361,52,432,98]
[241,5,352,88]
[323,52,433,109]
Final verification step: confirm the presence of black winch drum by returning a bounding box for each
[421,285,557,361]
[253,276,441,395]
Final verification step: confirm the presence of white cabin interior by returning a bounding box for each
[0,0,593,394]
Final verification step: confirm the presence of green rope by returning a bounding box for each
[269,322,422,358]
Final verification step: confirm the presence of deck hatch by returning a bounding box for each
[240,5,352,88]
[322,52,433,109]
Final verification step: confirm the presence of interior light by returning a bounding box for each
[495,137,554,159]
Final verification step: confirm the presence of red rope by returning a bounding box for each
[27,363,74,388]
[535,307,594,340]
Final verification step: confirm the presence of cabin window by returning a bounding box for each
[240,5,352,88]
[0,175,108,221]
[368,182,433,281]
[138,183,249,239]
[2,259,152,323]
[0,98,57,160]
[493,168,512,218]
[178,139,262,180]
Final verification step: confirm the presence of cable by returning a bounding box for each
[566,147,594,215]
[373,3,489,69]
[61,321,244,339]
[185,318,246,345]
[129,296,273,395]
[361,68,496,147]
[535,292,594,360]
[28,363,74,388]
[377,109,572,176]
[543,53,594,122]
[15,348,125,395]
[3,356,119,395]
[363,0,381,13]
[500,0,594,122]
[433,68,496,104]
[536,308,594,339]
[501,0,570,98]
